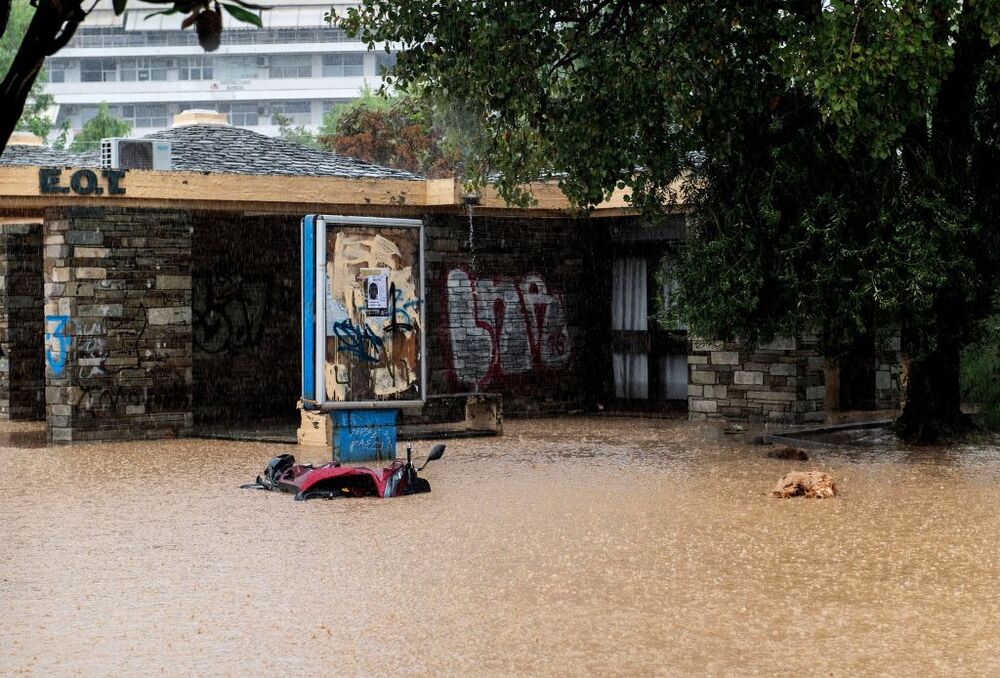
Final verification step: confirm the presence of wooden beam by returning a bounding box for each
[0,166,423,206]
[425,178,459,205]
[0,165,675,216]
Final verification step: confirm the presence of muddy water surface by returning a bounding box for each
[3,417,1000,675]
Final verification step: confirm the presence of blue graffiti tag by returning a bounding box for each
[333,319,384,364]
[44,315,71,376]
[402,298,423,317]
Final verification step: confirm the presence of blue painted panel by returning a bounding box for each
[331,409,398,462]
[301,215,316,402]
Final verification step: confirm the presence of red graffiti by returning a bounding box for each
[445,269,572,385]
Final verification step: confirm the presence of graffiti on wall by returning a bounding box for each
[445,269,572,385]
[44,315,71,376]
[325,231,422,401]
[193,272,273,355]
[73,365,187,416]
[46,315,129,381]
[44,306,187,419]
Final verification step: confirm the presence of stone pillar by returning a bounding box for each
[0,222,45,420]
[43,207,193,443]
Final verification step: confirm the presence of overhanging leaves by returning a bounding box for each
[221,2,262,28]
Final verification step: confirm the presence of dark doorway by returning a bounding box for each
[191,212,301,438]
[838,334,877,410]
[609,237,687,413]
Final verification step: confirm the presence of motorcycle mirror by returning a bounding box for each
[417,443,446,471]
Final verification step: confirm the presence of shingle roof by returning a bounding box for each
[1,124,422,180]
[144,124,421,179]
[0,144,87,166]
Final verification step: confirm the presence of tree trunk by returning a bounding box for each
[894,343,971,444]
[0,0,83,155]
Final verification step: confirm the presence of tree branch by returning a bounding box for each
[0,0,85,154]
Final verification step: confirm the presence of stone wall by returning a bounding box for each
[687,335,826,424]
[424,213,612,416]
[43,207,193,443]
[26,207,645,439]
[191,212,614,424]
[191,212,300,426]
[0,223,44,420]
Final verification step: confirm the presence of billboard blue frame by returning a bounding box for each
[300,215,426,411]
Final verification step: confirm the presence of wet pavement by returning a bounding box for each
[2,416,1000,675]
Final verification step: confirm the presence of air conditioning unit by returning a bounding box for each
[255,56,270,67]
[100,138,172,170]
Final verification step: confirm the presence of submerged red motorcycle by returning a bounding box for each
[242,444,445,501]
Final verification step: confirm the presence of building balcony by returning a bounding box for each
[47,77,382,105]
[55,41,381,59]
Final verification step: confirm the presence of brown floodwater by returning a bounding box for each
[2,417,1000,675]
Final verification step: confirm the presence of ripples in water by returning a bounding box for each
[2,415,999,675]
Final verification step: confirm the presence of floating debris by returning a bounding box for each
[769,471,837,498]
[766,445,809,461]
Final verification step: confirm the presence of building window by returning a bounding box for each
[68,26,351,49]
[221,102,260,126]
[70,105,100,126]
[322,53,363,77]
[178,56,213,81]
[269,55,312,79]
[80,58,117,82]
[121,104,170,128]
[120,57,168,82]
[48,60,69,83]
[270,100,311,125]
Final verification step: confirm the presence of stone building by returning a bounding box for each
[0,118,901,444]
[687,335,903,424]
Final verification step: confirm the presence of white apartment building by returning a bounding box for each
[44,0,394,141]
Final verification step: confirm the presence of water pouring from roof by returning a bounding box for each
[463,191,479,274]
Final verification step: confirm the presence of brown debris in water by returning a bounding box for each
[769,471,837,498]
[766,445,809,461]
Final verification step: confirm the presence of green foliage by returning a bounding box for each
[961,316,1000,430]
[335,1,690,206]
[272,113,318,148]
[49,120,70,150]
[339,1,1000,368]
[318,87,466,177]
[1,0,54,140]
[69,102,132,152]
[0,0,31,84]
[219,3,262,28]
[319,86,394,137]
[774,1,953,159]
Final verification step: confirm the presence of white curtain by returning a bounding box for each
[613,354,649,400]
[660,354,688,400]
[612,257,647,331]
[612,257,648,399]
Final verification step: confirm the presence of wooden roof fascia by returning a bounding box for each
[0,167,663,216]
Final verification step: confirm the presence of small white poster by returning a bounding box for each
[362,268,390,313]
